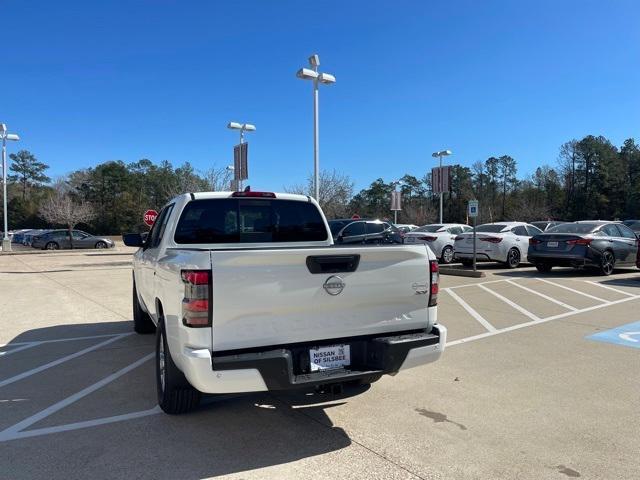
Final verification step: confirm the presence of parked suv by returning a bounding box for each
[330,219,403,245]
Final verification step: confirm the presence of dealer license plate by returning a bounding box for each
[547,241,559,247]
[309,344,351,371]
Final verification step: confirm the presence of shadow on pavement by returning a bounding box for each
[1,321,357,479]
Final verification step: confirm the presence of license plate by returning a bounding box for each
[309,344,351,371]
[547,241,559,247]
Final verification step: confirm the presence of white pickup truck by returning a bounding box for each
[123,190,446,414]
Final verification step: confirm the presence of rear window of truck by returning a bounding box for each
[174,198,328,244]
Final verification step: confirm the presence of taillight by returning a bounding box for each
[454,236,464,241]
[429,260,439,307]
[480,237,503,243]
[566,238,592,246]
[419,236,438,242]
[529,238,541,245]
[181,270,211,327]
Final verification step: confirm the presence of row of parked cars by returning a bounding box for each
[328,218,640,276]
[9,228,115,250]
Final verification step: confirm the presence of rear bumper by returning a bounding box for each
[528,252,597,267]
[179,325,446,394]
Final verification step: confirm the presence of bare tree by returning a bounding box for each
[284,169,354,219]
[40,182,96,249]
[202,165,234,191]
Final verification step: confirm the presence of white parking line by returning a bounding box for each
[448,278,510,289]
[506,280,578,311]
[0,334,132,388]
[584,281,636,298]
[477,284,540,321]
[537,278,608,303]
[0,352,154,441]
[0,343,41,357]
[0,332,127,348]
[443,288,497,332]
[447,293,640,347]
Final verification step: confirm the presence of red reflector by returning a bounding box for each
[231,191,276,198]
[184,316,210,327]
[181,271,210,285]
[183,299,209,312]
[566,238,592,246]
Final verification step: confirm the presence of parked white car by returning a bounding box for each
[404,223,473,264]
[394,224,419,234]
[453,222,543,268]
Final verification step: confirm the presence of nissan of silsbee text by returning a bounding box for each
[123,191,446,414]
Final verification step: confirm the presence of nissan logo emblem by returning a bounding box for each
[323,275,345,296]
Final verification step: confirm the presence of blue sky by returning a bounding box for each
[3,0,639,192]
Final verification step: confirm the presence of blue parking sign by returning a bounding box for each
[586,320,640,349]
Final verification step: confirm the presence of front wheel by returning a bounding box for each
[45,242,59,250]
[505,248,521,269]
[95,241,107,249]
[156,319,201,414]
[441,246,454,264]
[599,250,615,276]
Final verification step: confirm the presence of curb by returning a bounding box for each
[439,267,486,278]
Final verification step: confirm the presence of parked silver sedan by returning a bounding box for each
[31,230,115,250]
[404,223,473,263]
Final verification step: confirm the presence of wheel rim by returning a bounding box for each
[509,249,520,267]
[47,243,57,250]
[96,242,106,249]
[443,247,453,263]
[602,252,614,275]
[158,337,166,392]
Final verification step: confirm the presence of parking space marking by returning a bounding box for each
[0,352,154,442]
[0,333,132,388]
[584,281,636,298]
[506,280,578,311]
[447,293,640,347]
[1,332,127,348]
[443,288,497,332]
[0,343,41,357]
[477,284,541,321]
[537,278,609,303]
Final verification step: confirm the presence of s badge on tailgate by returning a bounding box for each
[323,275,345,295]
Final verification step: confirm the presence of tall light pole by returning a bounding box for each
[297,54,336,201]
[391,180,405,224]
[1,124,20,253]
[431,149,452,223]
[227,122,255,191]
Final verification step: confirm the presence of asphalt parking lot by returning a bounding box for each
[1,251,639,480]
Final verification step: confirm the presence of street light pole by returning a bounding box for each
[431,149,452,224]
[1,124,20,253]
[227,122,256,191]
[297,54,336,201]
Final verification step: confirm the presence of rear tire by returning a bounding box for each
[598,250,615,276]
[133,282,155,334]
[441,246,454,264]
[95,241,107,249]
[505,248,521,268]
[535,263,552,273]
[461,259,473,267]
[156,319,201,414]
[45,242,59,250]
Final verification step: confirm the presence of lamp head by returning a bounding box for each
[297,68,319,80]
[227,122,242,130]
[308,54,320,68]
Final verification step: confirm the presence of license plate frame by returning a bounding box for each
[547,241,559,248]
[309,344,351,372]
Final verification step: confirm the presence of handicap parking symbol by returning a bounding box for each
[586,320,640,349]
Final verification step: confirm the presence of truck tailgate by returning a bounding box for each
[210,245,432,351]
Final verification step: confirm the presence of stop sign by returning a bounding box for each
[143,209,158,227]
[351,214,361,220]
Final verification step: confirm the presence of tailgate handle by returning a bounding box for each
[306,255,360,274]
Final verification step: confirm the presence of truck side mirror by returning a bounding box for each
[122,233,145,247]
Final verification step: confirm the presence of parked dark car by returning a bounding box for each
[528,221,639,275]
[530,221,565,232]
[31,229,115,250]
[329,219,403,245]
